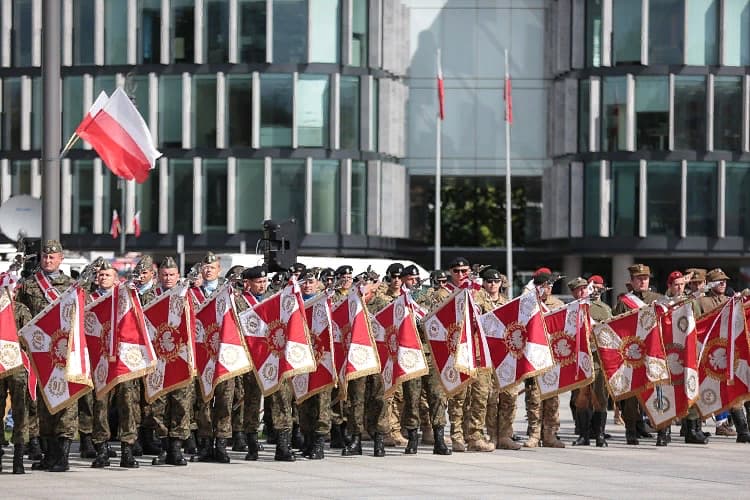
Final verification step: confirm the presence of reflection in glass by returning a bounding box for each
[601,77,627,151]
[646,162,680,236]
[686,162,716,236]
[612,0,642,65]
[340,76,361,150]
[172,0,195,63]
[725,163,750,236]
[102,171,123,231]
[674,76,706,150]
[585,0,602,67]
[685,0,718,65]
[352,0,368,66]
[2,78,21,151]
[73,0,95,65]
[11,161,32,196]
[648,0,683,65]
[579,79,590,153]
[260,74,293,147]
[714,76,742,151]
[722,0,750,66]
[203,160,228,231]
[583,162,600,236]
[205,0,229,63]
[271,160,306,237]
[193,75,217,148]
[273,0,307,63]
[310,0,340,63]
[63,76,84,150]
[227,76,252,147]
[12,0,32,66]
[169,159,194,233]
[159,75,183,148]
[311,160,339,233]
[296,75,330,148]
[635,76,668,150]
[351,161,367,234]
[238,0,266,63]
[72,160,94,234]
[236,159,265,231]
[105,0,128,64]
[138,0,162,64]
[135,171,159,233]
[610,162,639,236]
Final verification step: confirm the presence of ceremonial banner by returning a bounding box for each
[371,293,429,398]
[142,283,196,403]
[195,284,252,401]
[537,300,594,399]
[292,293,336,403]
[639,302,699,429]
[0,284,23,378]
[422,289,475,396]
[695,297,750,417]
[85,284,156,398]
[593,304,670,401]
[481,291,553,392]
[330,287,380,400]
[238,282,316,397]
[19,286,93,414]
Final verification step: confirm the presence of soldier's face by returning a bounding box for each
[403,275,418,288]
[630,275,649,292]
[450,267,470,286]
[140,267,155,283]
[97,269,118,289]
[300,278,317,296]
[688,280,704,292]
[713,280,727,295]
[201,261,220,281]
[339,274,353,289]
[572,286,588,300]
[388,275,402,292]
[159,267,180,289]
[669,280,685,296]
[483,279,500,296]
[245,277,267,296]
[40,252,63,273]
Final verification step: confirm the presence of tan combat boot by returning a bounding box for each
[542,428,565,448]
[496,437,522,450]
[467,438,495,452]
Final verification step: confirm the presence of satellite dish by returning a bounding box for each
[0,195,42,239]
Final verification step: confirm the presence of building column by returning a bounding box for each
[611,254,635,304]
[562,255,582,283]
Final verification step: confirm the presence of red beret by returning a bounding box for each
[667,271,684,286]
[533,267,552,277]
[588,275,604,285]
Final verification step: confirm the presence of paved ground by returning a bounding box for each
[2,396,749,499]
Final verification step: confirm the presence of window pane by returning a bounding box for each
[12,0,32,66]
[205,0,229,63]
[138,0,162,64]
[646,162,680,236]
[72,160,94,234]
[612,0,642,65]
[273,0,307,63]
[686,162,716,236]
[722,0,750,66]
[583,162,600,236]
[227,75,252,147]
[73,0,96,65]
[725,163,750,236]
[94,75,116,98]
[238,0,266,63]
[271,160,306,237]
[340,76,360,150]
[193,75,217,148]
[2,78,22,151]
[11,160,32,196]
[579,79,590,152]
[169,159,194,233]
[585,0,602,67]
[32,77,42,149]
[130,75,150,121]
[352,0,368,66]
[714,76,742,151]
[685,0,719,65]
[351,161,367,234]
[102,171,124,231]
[296,74,330,147]
[310,0,339,63]
[674,76,706,150]
[105,0,128,64]
[136,170,159,233]
[159,75,183,148]
[610,162,639,236]
[635,76,668,150]
[203,159,227,231]
[311,160,339,233]
[172,0,195,63]
[260,74,293,147]
[236,159,265,231]
[601,76,627,151]
[63,76,84,149]
[648,0,683,65]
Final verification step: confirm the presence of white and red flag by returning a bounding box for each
[330,287,380,400]
[76,87,160,183]
[194,283,252,401]
[110,210,121,239]
[238,282,315,397]
[481,291,553,392]
[0,282,24,378]
[292,293,336,403]
[694,297,750,417]
[84,284,156,398]
[536,300,594,399]
[593,304,670,401]
[76,91,109,135]
[18,286,93,414]
[132,211,142,238]
[437,49,445,121]
[142,283,197,403]
[371,293,429,398]
[638,302,699,429]
[504,59,513,124]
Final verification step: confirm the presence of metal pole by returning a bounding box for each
[434,49,442,271]
[119,180,126,255]
[42,0,61,242]
[504,49,513,298]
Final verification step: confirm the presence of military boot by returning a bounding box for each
[120,442,140,468]
[292,423,305,450]
[685,420,709,444]
[12,443,25,474]
[310,433,325,460]
[496,437,521,450]
[49,438,72,472]
[404,428,419,454]
[731,409,750,443]
[245,432,261,461]
[542,428,565,448]
[79,432,97,458]
[151,438,169,465]
[656,428,669,446]
[191,437,214,462]
[342,433,362,456]
[274,430,296,462]
[107,442,118,457]
[572,409,592,446]
[31,438,58,471]
[373,432,385,457]
[138,428,161,455]
[91,442,111,468]
[431,426,450,455]
[467,436,495,452]
[265,419,278,445]
[592,412,608,448]
[214,438,231,463]
[330,423,345,449]
[184,431,198,454]
[27,436,43,461]
[232,431,248,452]
[636,419,653,438]
[166,438,188,466]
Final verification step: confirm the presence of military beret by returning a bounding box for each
[707,268,729,282]
[42,239,63,254]
[448,256,470,269]
[225,265,244,279]
[667,271,684,286]
[481,268,502,281]
[588,275,604,285]
[98,260,114,271]
[567,277,588,291]
[202,251,218,264]
[685,268,707,282]
[318,268,335,281]
[430,269,448,281]
[300,269,316,281]
[533,272,553,285]
[159,256,178,270]
[533,267,552,277]
[242,266,267,280]
[289,262,307,274]
[400,264,420,278]
[137,254,153,269]
[335,265,353,277]
[386,262,404,277]
[628,263,650,277]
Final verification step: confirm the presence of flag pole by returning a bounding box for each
[504,49,513,298]
[119,179,126,256]
[435,49,443,271]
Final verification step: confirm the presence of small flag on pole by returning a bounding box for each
[504,72,513,124]
[110,210,121,239]
[133,211,142,238]
[437,50,445,121]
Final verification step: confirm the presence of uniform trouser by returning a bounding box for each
[151,386,191,440]
[270,381,294,432]
[188,380,198,431]
[298,389,332,435]
[117,380,140,444]
[330,387,345,426]
[402,361,446,430]
[574,363,608,412]
[197,379,234,439]
[39,400,78,440]
[232,375,244,432]
[525,378,560,439]
[448,369,492,442]
[486,378,516,440]
[346,374,388,436]
[28,391,39,438]
[386,386,404,434]
[92,393,111,444]
[619,396,641,434]
[242,373,263,434]
[7,370,29,445]
[0,377,10,429]
[78,391,94,434]
[419,389,430,429]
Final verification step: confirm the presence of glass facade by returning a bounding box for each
[203,159,228,231]
[205,0,230,63]
[585,0,602,68]
[635,76,668,150]
[351,161,367,234]
[649,0,683,65]
[235,159,265,231]
[227,75,253,147]
[612,0,642,65]
[578,80,590,152]
[601,77,627,151]
[311,160,339,233]
[685,0,718,65]
[72,160,95,234]
[172,0,195,63]
[310,0,340,63]
[105,0,129,64]
[169,159,194,234]
[273,0,307,64]
[352,0,369,67]
[583,162,600,236]
[238,0,267,63]
[73,0,96,65]
[159,75,183,148]
[296,75,330,148]
[609,162,639,237]
[341,76,361,150]
[722,0,750,66]
[271,160,306,234]
[139,0,162,64]
[646,162,680,236]
[725,163,750,237]
[193,75,217,148]
[260,74,293,147]
[714,76,742,151]
[674,76,706,150]
[686,162,716,236]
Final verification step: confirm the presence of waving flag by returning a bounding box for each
[110,210,121,239]
[0,284,23,378]
[292,293,336,403]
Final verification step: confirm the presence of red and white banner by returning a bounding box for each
[695,297,750,417]
[593,304,670,401]
[110,209,121,239]
[85,284,156,398]
[238,282,315,397]
[18,286,93,414]
[536,300,594,399]
[132,210,142,238]
[142,283,197,403]
[76,87,160,183]
[0,285,24,378]
[292,293,336,403]
[371,293,429,398]
[195,283,252,401]
[330,287,380,400]
[638,302,699,429]
[436,50,445,121]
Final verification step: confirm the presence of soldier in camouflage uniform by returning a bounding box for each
[328,266,352,449]
[6,299,33,473]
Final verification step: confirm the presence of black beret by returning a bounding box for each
[481,268,501,280]
[386,262,404,277]
[430,269,447,281]
[400,264,420,278]
[448,256,470,269]
[335,265,353,276]
[241,266,266,280]
[533,272,553,285]
[289,262,307,273]
[318,268,335,281]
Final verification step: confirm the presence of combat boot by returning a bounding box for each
[232,431,248,452]
[591,412,608,448]
[265,421,278,445]
[731,409,750,443]
[79,432,97,458]
[138,428,161,455]
[191,437,214,462]
[27,436,43,460]
[496,437,521,450]
[404,428,419,454]
[572,409,592,446]
[245,432,261,461]
[330,423,345,449]
[274,430,296,462]
[342,433,362,456]
[625,423,640,445]
[120,442,140,468]
[166,438,188,466]
[685,420,709,444]
[214,438,231,463]
[373,432,385,457]
[49,438,71,472]
[310,433,325,460]
[656,428,669,446]
[467,437,495,452]
[91,442,111,468]
[432,426,451,455]
[636,419,653,438]
[542,428,565,448]
[12,443,25,474]
[292,423,305,450]
[107,442,118,457]
[151,438,168,465]
[184,431,198,454]
[31,438,58,471]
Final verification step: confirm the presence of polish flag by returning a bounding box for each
[504,74,513,124]
[133,211,141,238]
[437,50,445,121]
[76,87,160,184]
[75,91,109,135]
[110,210,121,239]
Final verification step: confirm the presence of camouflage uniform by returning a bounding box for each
[8,302,32,446]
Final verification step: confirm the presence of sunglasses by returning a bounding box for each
[451,268,470,274]
[484,279,501,284]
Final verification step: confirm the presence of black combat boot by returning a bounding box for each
[330,423,345,449]
[292,423,305,450]
[274,430,296,462]
[27,436,43,460]
[79,432,97,458]
[138,428,161,455]
[191,437,214,462]
[301,432,313,458]
[232,431,248,452]
[214,438,231,463]
[107,442,118,457]
[245,432,260,461]
[32,437,58,471]
[49,438,71,472]
[404,428,419,455]
[685,420,709,444]
[636,419,653,439]
[265,418,278,445]
[591,412,608,447]
[91,442,111,468]
[698,419,711,437]
[311,433,325,460]
[12,443,25,474]
[120,442,140,468]
[166,438,188,466]
[572,409,591,446]
[151,438,168,465]
[656,428,669,446]
[373,432,385,457]
[625,422,639,445]
[342,433,362,456]
[731,408,750,443]
[432,426,451,455]
[184,431,198,454]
